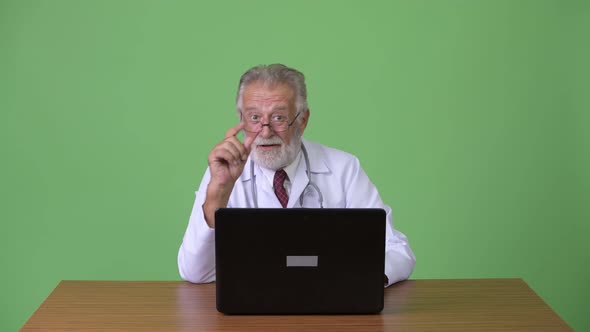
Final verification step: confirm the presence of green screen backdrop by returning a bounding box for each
[1,1,588,330]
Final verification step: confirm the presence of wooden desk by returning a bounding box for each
[21,279,571,331]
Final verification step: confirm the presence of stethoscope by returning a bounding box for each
[251,143,324,208]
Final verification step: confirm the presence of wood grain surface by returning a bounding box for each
[20,279,572,331]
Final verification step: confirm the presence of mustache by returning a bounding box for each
[253,137,283,146]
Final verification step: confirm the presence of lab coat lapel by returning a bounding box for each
[254,163,283,208]
[288,154,309,208]
[302,139,330,175]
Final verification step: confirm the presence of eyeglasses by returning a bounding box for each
[241,112,301,133]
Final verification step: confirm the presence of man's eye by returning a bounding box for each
[272,115,286,122]
[249,114,261,122]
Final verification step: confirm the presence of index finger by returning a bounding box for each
[243,130,258,152]
[225,122,245,139]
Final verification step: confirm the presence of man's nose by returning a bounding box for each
[259,124,274,138]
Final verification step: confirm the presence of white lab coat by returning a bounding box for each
[178,139,416,287]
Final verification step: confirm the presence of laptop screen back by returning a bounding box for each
[215,208,386,314]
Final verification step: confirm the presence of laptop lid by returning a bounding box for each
[215,208,386,314]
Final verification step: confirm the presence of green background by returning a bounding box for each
[1,0,588,330]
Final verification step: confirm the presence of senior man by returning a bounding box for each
[178,64,415,286]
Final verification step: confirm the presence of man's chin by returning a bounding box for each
[252,135,301,170]
[252,151,287,170]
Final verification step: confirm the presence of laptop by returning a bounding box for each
[215,208,386,314]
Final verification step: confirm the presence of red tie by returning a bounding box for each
[273,169,289,208]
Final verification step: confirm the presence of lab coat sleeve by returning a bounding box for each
[177,168,217,283]
[345,157,416,287]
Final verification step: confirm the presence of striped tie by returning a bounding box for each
[273,169,289,208]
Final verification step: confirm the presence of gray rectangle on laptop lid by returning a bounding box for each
[286,255,318,267]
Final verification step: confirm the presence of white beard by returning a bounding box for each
[251,133,302,170]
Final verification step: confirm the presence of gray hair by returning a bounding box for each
[236,64,309,121]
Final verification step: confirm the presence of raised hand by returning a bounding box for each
[203,123,258,227]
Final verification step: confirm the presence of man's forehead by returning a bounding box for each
[242,81,295,100]
[243,105,289,114]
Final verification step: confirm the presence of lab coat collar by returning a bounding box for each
[301,138,330,174]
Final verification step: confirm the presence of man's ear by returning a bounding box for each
[299,109,310,133]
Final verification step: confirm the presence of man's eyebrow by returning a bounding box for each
[244,107,260,112]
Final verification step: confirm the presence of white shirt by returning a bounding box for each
[177,138,416,287]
